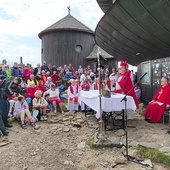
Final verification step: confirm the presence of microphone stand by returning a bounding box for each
[119,73,149,167]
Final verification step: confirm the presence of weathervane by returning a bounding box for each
[67,6,71,15]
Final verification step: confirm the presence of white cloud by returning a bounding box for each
[0,0,104,67]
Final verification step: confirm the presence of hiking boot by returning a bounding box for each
[5,124,13,128]
[0,129,9,136]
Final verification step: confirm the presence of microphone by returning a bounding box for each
[138,72,147,80]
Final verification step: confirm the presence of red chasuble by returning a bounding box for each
[117,70,138,108]
[145,84,170,123]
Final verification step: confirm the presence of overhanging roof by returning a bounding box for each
[95,0,170,66]
[86,44,114,60]
[96,0,115,13]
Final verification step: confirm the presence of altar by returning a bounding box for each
[79,90,137,119]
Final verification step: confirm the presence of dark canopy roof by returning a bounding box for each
[39,14,93,38]
[95,0,170,66]
[96,0,116,13]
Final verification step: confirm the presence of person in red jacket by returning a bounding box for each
[51,70,59,84]
[115,60,138,109]
[145,77,170,123]
[37,79,46,93]
[25,82,37,108]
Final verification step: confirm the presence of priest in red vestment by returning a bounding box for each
[145,77,170,123]
[115,61,138,108]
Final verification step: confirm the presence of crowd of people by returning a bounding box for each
[2,58,161,136]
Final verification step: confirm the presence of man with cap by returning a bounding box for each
[0,77,22,134]
[115,60,138,109]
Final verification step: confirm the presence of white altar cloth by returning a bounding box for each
[79,90,136,119]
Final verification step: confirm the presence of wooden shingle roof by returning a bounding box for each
[39,14,93,38]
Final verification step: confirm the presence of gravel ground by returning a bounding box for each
[0,111,169,170]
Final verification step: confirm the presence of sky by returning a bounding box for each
[0,0,137,71]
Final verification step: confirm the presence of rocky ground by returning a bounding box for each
[0,107,170,170]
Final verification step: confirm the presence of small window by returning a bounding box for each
[75,45,82,52]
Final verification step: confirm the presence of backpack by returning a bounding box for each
[0,78,15,98]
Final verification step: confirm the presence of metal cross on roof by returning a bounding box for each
[67,6,71,15]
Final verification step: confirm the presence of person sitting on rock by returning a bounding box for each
[32,90,48,121]
[25,82,37,110]
[43,84,64,114]
[27,74,39,87]
[13,96,35,129]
